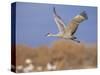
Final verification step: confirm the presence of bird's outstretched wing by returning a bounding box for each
[65,11,88,36]
[53,7,66,34]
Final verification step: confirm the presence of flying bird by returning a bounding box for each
[46,7,88,43]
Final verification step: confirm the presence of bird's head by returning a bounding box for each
[45,33,52,37]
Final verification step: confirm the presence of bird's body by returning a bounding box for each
[46,7,88,43]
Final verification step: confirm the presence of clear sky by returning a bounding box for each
[15,2,97,47]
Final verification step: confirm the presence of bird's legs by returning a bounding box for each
[73,39,80,43]
[71,36,77,40]
[71,36,80,43]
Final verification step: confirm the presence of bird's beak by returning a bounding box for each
[45,33,48,37]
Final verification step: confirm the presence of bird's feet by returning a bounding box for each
[73,39,80,43]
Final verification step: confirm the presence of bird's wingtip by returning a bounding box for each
[53,6,55,10]
[53,6,56,14]
[80,11,88,20]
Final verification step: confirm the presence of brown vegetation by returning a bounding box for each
[15,40,97,72]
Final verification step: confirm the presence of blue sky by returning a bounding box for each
[15,2,97,47]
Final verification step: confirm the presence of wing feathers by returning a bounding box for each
[53,7,88,36]
[65,11,88,35]
[80,11,88,20]
[53,7,66,34]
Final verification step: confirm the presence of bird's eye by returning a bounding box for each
[46,33,50,35]
[47,33,50,34]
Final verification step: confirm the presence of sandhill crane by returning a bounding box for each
[46,7,88,43]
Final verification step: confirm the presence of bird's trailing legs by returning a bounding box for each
[73,39,80,43]
[71,36,80,43]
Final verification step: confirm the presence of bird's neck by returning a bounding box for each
[48,33,60,37]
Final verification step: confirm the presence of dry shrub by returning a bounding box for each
[31,46,50,66]
[16,45,37,66]
[15,39,97,71]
